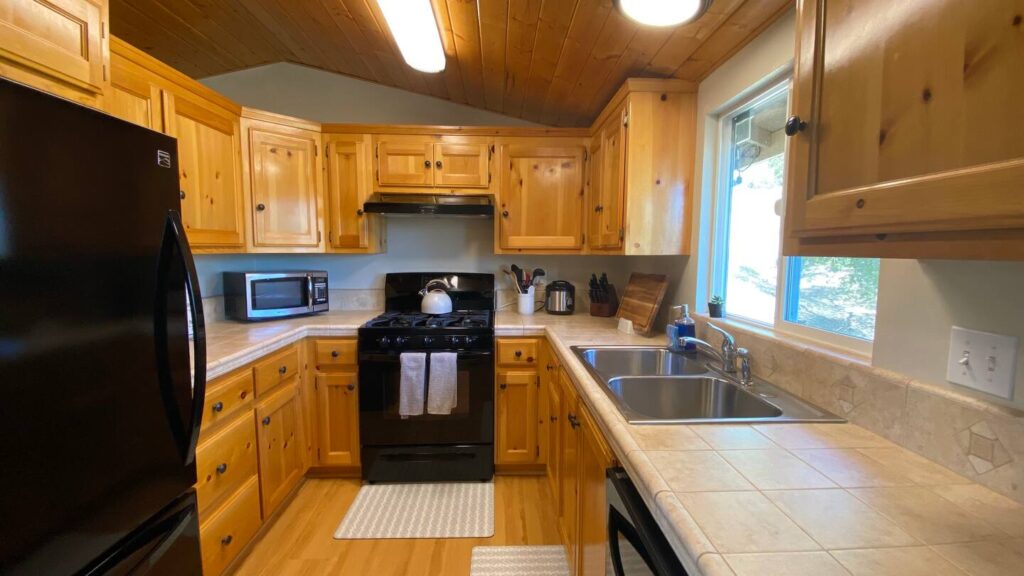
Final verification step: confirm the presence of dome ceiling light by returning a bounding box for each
[616,0,713,27]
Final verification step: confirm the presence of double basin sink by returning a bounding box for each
[572,346,844,424]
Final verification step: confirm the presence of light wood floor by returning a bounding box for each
[232,475,561,576]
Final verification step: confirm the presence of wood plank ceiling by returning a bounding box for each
[109,0,793,127]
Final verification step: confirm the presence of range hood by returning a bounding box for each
[362,193,493,217]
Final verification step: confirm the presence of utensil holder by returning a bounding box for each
[517,286,536,316]
[589,284,619,317]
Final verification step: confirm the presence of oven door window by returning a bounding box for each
[252,278,307,310]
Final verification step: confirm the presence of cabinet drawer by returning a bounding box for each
[253,346,299,397]
[199,475,261,576]
[202,369,254,431]
[314,339,357,368]
[196,413,258,514]
[497,339,539,366]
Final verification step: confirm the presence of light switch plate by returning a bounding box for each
[946,326,1018,400]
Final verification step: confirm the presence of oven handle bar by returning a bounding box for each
[359,350,494,363]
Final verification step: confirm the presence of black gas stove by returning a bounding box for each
[357,273,495,483]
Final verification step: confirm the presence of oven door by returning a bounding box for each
[358,349,494,446]
[248,274,313,319]
[607,468,687,576]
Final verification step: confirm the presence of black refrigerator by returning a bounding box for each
[0,78,206,574]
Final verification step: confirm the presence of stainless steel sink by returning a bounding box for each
[607,376,783,423]
[572,345,844,424]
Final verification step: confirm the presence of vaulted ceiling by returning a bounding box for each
[109,0,792,127]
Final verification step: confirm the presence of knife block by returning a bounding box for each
[589,284,619,317]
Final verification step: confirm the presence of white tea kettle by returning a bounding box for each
[419,277,454,314]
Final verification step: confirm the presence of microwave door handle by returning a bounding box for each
[307,274,314,310]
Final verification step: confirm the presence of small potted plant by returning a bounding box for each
[708,295,725,318]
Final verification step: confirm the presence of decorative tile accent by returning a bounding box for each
[958,421,1013,475]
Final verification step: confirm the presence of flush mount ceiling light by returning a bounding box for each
[616,0,713,27]
[376,0,446,73]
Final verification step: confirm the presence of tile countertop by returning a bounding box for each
[204,311,1024,576]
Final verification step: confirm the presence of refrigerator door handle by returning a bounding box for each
[155,210,206,465]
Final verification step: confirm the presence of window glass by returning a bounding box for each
[784,257,880,340]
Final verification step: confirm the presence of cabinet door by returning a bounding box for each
[545,368,562,511]
[558,368,580,568]
[315,372,360,466]
[0,0,107,106]
[499,143,585,250]
[496,370,539,464]
[593,116,625,250]
[786,0,1024,249]
[244,121,321,248]
[577,407,615,576]
[255,381,305,517]
[325,135,372,249]
[433,139,490,188]
[108,48,162,129]
[164,91,245,248]
[376,137,433,187]
[586,132,604,249]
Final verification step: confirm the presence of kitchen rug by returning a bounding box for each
[470,546,570,576]
[333,482,494,539]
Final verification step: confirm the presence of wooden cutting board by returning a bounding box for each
[615,273,669,336]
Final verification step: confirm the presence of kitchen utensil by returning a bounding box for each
[502,267,523,294]
[510,264,525,292]
[545,281,575,315]
[616,273,669,336]
[532,268,545,285]
[419,279,454,314]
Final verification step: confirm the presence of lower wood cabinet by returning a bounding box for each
[198,475,262,576]
[254,380,305,516]
[195,411,258,514]
[557,367,581,568]
[576,405,616,576]
[311,338,361,469]
[495,338,547,470]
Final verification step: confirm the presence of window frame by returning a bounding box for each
[708,78,875,358]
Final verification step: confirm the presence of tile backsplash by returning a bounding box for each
[695,317,1024,504]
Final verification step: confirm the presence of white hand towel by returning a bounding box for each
[399,352,427,417]
[427,352,458,415]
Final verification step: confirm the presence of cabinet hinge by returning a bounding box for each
[101,22,106,39]
[581,233,586,245]
[315,144,318,157]
[619,228,624,241]
[488,172,492,184]
[583,148,588,162]
[375,145,379,158]
[488,145,494,160]
[102,64,108,82]
[317,448,321,460]
[317,230,322,243]
[536,445,540,458]
[623,110,630,127]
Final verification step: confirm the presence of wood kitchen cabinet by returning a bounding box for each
[496,370,540,465]
[108,39,162,130]
[374,134,492,192]
[586,79,696,255]
[0,0,109,109]
[541,341,562,510]
[497,139,586,252]
[163,84,246,250]
[311,338,360,469]
[324,133,384,253]
[241,109,323,251]
[576,405,616,576]
[784,0,1024,260]
[557,367,581,570]
[255,380,306,517]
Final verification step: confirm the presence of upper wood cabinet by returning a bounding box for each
[374,134,492,192]
[785,0,1024,260]
[497,139,586,252]
[241,109,323,251]
[163,85,245,250]
[108,40,162,130]
[324,133,383,253]
[0,0,108,108]
[586,79,696,255]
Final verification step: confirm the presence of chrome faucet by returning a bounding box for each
[680,322,753,386]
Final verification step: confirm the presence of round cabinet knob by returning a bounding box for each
[526,356,534,363]
[346,384,355,391]
[514,350,522,358]
[256,203,266,211]
[546,363,554,371]
[423,160,431,168]
[279,365,287,375]
[499,383,507,390]
[221,535,233,546]
[435,160,443,169]
[356,209,364,216]
[501,210,509,218]
[179,190,186,200]
[262,416,271,426]
[595,205,603,212]
[784,115,807,136]
[211,401,224,413]
[331,350,339,358]
[216,463,228,474]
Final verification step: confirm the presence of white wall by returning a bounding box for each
[678,8,1024,410]
[201,62,541,126]
[195,64,684,305]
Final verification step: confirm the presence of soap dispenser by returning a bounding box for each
[677,304,696,351]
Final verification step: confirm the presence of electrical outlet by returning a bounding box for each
[946,326,1018,400]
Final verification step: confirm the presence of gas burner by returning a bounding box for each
[363,311,492,330]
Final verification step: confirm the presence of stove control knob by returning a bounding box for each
[447,335,462,347]
[394,336,407,348]
[465,336,477,345]
[378,336,391,348]
[423,336,435,347]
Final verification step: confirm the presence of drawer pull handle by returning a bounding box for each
[550,415,557,422]
[240,390,248,399]
[346,384,355,391]
[221,534,233,546]
[216,463,227,474]
[279,365,287,375]
[262,416,271,426]
[514,350,522,358]
[212,401,224,413]
[526,356,534,363]
[331,350,339,358]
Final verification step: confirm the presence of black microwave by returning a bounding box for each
[223,271,328,321]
